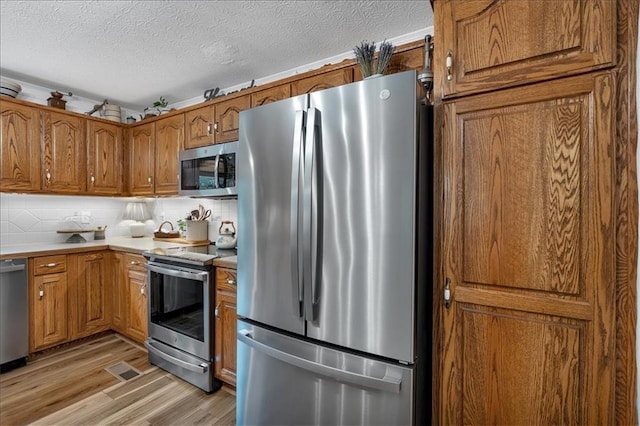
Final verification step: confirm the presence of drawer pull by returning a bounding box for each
[39,286,44,300]
[215,303,220,317]
[226,278,236,285]
[130,261,140,265]
[40,263,58,268]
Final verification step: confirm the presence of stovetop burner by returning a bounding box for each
[143,244,236,267]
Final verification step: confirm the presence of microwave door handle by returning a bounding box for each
[290,110,305,318]
[213,154,220,189]
[143,263,209,282]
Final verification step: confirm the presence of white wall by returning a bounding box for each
[0,193,237,246]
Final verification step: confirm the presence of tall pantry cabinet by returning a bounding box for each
[432,0,638,424]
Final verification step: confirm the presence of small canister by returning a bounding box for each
[94,226,106,240]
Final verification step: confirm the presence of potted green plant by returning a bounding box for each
[144,96,169,118]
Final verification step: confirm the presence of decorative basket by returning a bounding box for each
[154,221,180,238]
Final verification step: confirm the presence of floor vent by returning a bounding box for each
[105,361,142,382]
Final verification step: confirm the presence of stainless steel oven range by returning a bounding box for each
[142,245,235,393]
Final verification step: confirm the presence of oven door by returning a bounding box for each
[145,261,212,361]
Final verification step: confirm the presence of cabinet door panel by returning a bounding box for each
[111,252,126,333]
[0,101,41,192]
[441,73,615,424]
[129,122,155,195]
[32,273,68,350]
[42,111,85,192]
[154,114,184,195]
[291,69,353,95]
[74,252,110,338]
[185,105,214,149]
[214,96,249,144]
[436,0,615,97]
[126,268,148,343]
[86,120,122,195]
[251,84,291,107]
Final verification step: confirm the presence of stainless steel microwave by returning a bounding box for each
[179,142,238,198]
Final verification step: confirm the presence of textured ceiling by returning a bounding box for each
[0,0,433,111]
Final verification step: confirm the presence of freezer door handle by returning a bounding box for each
[290,110,305,318]
[145,340,209,374]
[238,329,402,393]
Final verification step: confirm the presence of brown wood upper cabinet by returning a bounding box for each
[41,110,85,193]
[0,100,41,192]
[185,95,249,149]
[291,68,353,96]
[251,83,291,107]
[86,120,122,195]
[435,0,615,98]
[129,114,183,196]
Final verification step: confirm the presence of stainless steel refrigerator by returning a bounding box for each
[237,70,432,425]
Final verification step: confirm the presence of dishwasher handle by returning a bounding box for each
[0,263,26,274]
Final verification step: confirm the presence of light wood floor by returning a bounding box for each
[0,333,236,425]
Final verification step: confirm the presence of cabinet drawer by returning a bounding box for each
[124,253,146,272]
[33,255,66,275]
[216,267,237,291]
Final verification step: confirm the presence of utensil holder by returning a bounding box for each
[185,220,208,241]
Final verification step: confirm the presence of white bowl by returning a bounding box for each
[0,78,21,92]
[0,86,20,98]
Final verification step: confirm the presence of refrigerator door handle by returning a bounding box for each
[290,110,305,318]
[303,107,319,322]
[238,329,402,393]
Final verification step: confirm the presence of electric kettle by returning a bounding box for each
[216,221,237,249]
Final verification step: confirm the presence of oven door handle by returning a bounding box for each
[145,340,209,374]
[143,263,209,282]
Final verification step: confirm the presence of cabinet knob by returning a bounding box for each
[45,169,51,183]
[39,286,44,300]
[215,303,220,318]
[226,278,236,285]
[90,174,95,185]
[214,122,219,133]
[147,176,153,184]
[140,285,146,296]
[207,123,212,135]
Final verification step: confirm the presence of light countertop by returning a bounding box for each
[0,237,200,259]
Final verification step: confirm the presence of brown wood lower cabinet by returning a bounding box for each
[69,251,111,339]
[30,255,69,352]
[113,252,148,344]
[214,266,237,386]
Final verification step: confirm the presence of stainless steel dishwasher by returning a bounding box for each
[0,258,28,372]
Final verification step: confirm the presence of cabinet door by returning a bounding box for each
[185,105,215,149]
[291,68,353,96]
[251,84,291,107]
[73,252,110,338]
[441,73,615,424]
[215,267,237,386]
[129,122,155,195]
[86,120,122,195]
[125,260,148,344]
[111,252,126,333]
[435,0,615,98]
[32,273,68,351]
[42,111,85,193]
[214,95,250,144]
[154,114,184,195]
[0,101,41,192]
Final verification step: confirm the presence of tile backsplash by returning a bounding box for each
[0,193,237,247]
